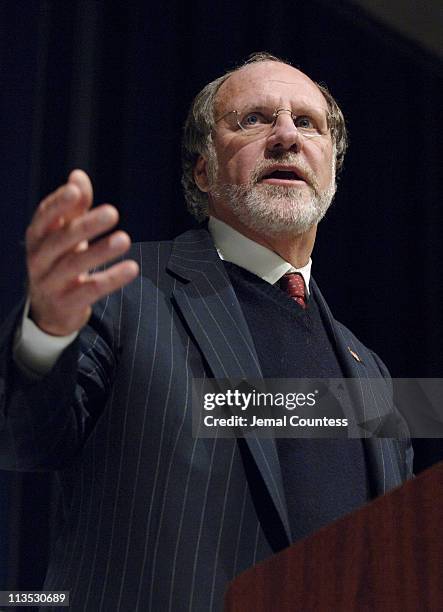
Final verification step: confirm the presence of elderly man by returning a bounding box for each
[1,52,412,611]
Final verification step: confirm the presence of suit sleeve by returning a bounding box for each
[0,297,116,472]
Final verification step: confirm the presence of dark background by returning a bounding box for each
[1,0,442,592]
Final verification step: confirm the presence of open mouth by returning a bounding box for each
[259,168,306,184]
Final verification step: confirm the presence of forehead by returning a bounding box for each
[215,61,328,114]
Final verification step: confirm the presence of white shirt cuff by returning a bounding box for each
[13,298,78,377]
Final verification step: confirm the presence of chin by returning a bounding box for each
[240,208,321,236]
[212,181,336,236]
[234,191,329,236]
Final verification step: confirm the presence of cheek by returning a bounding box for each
[226,156,255,183]
[319,155,334,180]
[308,144,334,186]
[214,137,261,184]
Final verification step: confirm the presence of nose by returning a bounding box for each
[265,110,304,154]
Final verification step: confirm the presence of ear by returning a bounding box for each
[194,155,210,193]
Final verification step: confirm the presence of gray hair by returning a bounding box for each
[181,52,348,221]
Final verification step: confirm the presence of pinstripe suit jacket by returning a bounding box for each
[0,228,413,611]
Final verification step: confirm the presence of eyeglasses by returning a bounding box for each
[215,105,330,140]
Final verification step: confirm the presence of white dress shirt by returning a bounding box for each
[208,216,311,290]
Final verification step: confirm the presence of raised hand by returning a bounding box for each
[26,169,139,336]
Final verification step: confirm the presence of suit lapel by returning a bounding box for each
[168,229,262,381]
[168,228,291,545]
[311,279,405,495]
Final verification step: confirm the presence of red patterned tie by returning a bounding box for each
[280,272,307,309]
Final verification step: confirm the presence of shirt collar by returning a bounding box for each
[208,216,311,294]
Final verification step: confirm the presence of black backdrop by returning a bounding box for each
[1,0,442,592]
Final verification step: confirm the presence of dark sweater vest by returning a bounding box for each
[224,262,371,544]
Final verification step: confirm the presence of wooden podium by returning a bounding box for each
[225,461,443,611]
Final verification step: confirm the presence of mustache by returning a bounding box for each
[250,154,319,191]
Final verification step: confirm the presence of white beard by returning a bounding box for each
[209,154,337,236]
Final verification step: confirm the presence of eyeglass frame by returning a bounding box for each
[214,106,332,139]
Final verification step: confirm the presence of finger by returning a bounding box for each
[28,184,83,247]
[28,205,119,280]
[29,169,93,246]
[62,260,140,308]
[68,169,94,213]
[41,231,132,293]
[74,240,89,253]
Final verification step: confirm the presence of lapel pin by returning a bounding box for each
[347,346,363,363]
